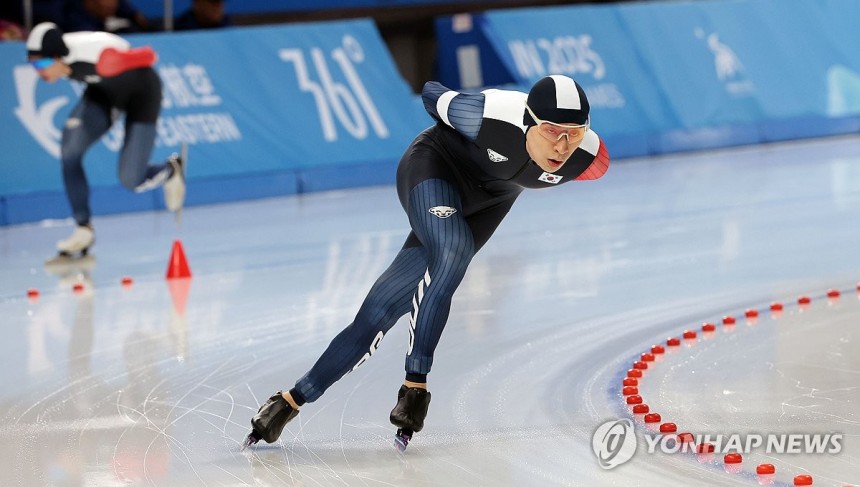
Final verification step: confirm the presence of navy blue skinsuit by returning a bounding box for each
[294,81,610,403]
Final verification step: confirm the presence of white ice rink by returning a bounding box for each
[1,134,859,486]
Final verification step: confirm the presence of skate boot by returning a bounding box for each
[55,225,95,258]
[243,391,299,449]
[389,385,431,452]
[163,144,186,213]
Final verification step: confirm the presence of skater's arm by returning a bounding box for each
[422,81,485,142]
[572,131,610,181]
[96,46,157,77]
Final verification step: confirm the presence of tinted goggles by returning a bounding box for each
[526,104,589,142]
[30,58,56,71]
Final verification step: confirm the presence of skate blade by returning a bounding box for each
[241,432,260,451]
[175,142,188,228]
[394,436,408,452]
[178,142,188,221]
[170,142,188,226]
[180,142,188,172]
[394,428,412,453]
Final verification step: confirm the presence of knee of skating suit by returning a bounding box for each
[389,385,431,432]
[250,392,299,443]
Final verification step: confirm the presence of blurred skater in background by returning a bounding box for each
[247,74,609,451]
[25,22,185,261]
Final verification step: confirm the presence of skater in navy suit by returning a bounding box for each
[247,74,610,450]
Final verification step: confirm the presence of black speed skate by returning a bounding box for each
[243,391,299,449]
[389,385,431,452]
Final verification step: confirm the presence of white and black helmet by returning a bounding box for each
[523,75,590,127]
[26,22,69,59]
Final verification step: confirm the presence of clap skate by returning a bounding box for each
[45,225,95,266]
[242,391,299,449]
[164,143,187,224]
[389,385,431,452]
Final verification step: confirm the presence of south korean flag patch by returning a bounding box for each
[538,172,563,184]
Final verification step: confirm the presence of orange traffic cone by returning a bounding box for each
[166,240,191,279]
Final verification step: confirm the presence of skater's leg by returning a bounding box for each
[247,245,429,445]
[398,189,515,379]
[117,122,167,191]
[386,178,474,441]
[117,69,184,212]
[60,98,112,226]
[293,245,429,403]
[403,178,475,377]
[118,121,185,200]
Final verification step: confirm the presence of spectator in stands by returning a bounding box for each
[174,0,231,31]
[0,3,20,25]
[61,0,151,33]
[25,22,186,260]
[0,18,25,41]
[0,0,63,28]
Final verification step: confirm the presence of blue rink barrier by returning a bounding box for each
[458,0,860,156]
[4,0,860,226]
[0,20,430,226]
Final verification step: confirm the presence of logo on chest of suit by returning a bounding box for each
[539,172,564,184]
[487,148,508,162]
[429,206,457,218]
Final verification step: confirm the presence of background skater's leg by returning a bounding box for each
[54,99,112,258]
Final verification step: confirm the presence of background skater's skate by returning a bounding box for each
[242,391,299,449]
[43,248,96,290]
[45,225,95,266]
[389,385,431,452]
[164,143,188,226]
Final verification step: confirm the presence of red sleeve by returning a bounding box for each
[575,138,610,181]
[96,46,157,78]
